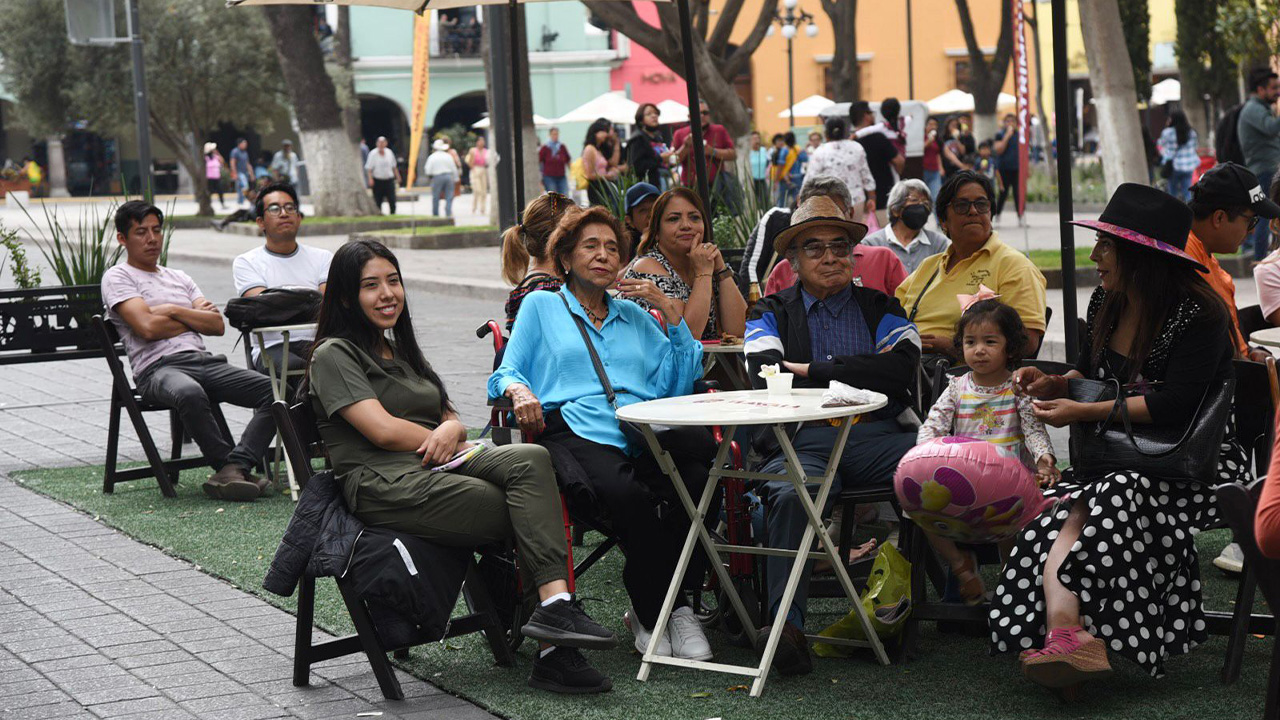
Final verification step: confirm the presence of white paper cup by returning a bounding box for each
[765,372,794,396]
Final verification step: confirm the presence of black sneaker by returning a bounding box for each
[528,647,612,694]
[521,598,617,650]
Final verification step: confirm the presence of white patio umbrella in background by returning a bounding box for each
[925,88,1017,114]
[1150,78,1181,106]
[228,0,715,224]
[555,91,642,125]
[472,114,553,129]
[777,94,834,120]
[655,99,690,125]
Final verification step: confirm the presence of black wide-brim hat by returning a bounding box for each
[1067,182,1208,273]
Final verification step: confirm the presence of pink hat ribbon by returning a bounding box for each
[957,284,1000,313]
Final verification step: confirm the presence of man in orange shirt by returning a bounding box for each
[1186,163,1280,363]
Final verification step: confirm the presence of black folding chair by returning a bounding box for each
[93,315,231,498]
[1214,480,1280,719]
[270,400,513,700]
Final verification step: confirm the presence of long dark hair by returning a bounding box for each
[1089,236,1229,380]
[584,118,614,155]
[824,116,848,141]
[1169,110,1192,147]
[303,239,453,412]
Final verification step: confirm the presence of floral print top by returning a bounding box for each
[918,372,1054,467]
[799,139,876,206]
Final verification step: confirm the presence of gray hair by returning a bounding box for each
[886,178,932,219]
[798,175,853,211]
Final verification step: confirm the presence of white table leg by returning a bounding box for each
[634,423,760,682]
[770,421,889,668]
[255,331,298,501]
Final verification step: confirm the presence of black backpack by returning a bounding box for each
[1215,103,1247,166]
[224,287,322,332]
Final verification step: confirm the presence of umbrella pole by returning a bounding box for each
[509,0,526,221]
[676,0,711,228]
[1051,0,1077,361]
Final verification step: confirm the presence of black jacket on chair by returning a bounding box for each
[263,470,365,596]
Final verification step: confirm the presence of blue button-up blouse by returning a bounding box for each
[487,287,703,453]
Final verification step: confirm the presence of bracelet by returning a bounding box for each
[696,272,713,279]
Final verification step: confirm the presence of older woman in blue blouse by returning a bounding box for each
[488,205,713,663]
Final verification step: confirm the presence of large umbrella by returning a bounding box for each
[227,0,712,224]
[472,113,554,129]
[655,99,690,125]
[1150,78,1181,106]
[925,88,1017,114]
[555,91,641,125]
[777,94,834,120]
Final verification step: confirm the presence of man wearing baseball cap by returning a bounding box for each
[1186,162,1280,362]
[623,182,660,262]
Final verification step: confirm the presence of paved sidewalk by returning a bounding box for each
[0,476,499,719]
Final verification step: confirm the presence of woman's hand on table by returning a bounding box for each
[1030,398,1084,427]
[781,361,810,378]
[505,383,545,437]
[418,419,467,466]
[1035,455,1061,488]
[1013,367,1067,399]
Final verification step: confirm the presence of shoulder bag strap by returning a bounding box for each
[907,265,943,323]
[557,292,616,408]
[1114,378,1221,456]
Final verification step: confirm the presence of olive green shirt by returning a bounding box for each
[308,337,444,512]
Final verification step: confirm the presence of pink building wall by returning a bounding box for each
[610,2,688,106]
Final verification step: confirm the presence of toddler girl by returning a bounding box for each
[915,292,1058,604]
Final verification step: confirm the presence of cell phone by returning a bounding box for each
[429,443,486,472]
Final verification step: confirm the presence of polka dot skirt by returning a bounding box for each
[988,434,1249,677]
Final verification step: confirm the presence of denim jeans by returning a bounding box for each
[1248,169,1276,260]
[923,170,942,201]
[1167,170,1193,202]
[136,352,275,472]
[541,175,569,195]
[431,174,455,216]
[758,420,917,627]
[235,174,250,205]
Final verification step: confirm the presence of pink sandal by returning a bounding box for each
[1020,626,1112,688]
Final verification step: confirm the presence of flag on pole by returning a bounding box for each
[1012,0,1030,217]
[405,13,431,189]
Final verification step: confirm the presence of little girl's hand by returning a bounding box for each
[1036,455,1061,488]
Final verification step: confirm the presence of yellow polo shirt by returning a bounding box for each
[894,232,1047,339]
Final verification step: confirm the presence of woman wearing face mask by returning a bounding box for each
[862,179,951,274]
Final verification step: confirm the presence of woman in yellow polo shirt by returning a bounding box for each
[895,170,1047,360]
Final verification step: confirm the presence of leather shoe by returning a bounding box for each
[756,622,812,676]
[203,464,260,502]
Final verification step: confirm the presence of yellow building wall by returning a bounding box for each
[739,0,1031,137]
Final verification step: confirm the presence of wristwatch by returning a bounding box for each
[714,267,733,282]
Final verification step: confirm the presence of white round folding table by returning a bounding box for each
[616,387,891,697]
[1251,327,1280,349]
[700,341,749,390]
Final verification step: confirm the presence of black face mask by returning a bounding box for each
[900,204,930,231]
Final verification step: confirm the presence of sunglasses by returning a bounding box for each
[949,198,991,216]
[799,239,852,259]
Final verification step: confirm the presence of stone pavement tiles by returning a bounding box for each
[0,476,499,719]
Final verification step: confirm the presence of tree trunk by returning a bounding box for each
[1078,0,1149,192]
[45,136,69,198]
[956,0,1013,142]
[820,0,858,102]
[1027,2,1056,177]
[513,7,541,205]
[335,6,362,148]
[262,6,377,216]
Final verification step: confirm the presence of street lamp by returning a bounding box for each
[772,1,817,131]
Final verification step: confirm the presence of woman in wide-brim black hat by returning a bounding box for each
[992,183,1247,688]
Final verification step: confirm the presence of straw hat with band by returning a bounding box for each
[1066,182,1207,273]
[773,195,869,257]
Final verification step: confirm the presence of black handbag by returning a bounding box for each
[1160,159,1175,180]
[1067,376,1234,484]
[557,293,715,459]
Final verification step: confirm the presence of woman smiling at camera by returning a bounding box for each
[489,206,715,664]
[303,240,615,695]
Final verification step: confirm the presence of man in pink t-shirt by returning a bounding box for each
[764,244,906,297]
[672,100,737,187]
[102,201,275,502]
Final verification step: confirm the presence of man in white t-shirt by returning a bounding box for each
[364,136,400,215]
[232,181,332,375]
[102,202,275,502]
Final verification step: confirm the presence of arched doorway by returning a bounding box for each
[432,91,487,138]
[359,94,410,154]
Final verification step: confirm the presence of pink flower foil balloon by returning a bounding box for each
[894,437,1056,543]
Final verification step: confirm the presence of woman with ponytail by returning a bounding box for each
[501,192,573,332]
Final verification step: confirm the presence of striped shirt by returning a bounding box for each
[917,373,1054,467]
[1159,126,1200,173]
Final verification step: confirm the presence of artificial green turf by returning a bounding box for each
[375,225,497,236]
[12,464,1274,720]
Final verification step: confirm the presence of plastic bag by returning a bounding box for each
[813,543,912,657]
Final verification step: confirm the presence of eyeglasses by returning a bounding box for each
[700,110,711,116]
[265,203,299,217]
[1240,213,1261,231]
[949,198,991,216]
[800,239,852,259]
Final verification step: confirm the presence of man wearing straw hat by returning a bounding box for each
[744,195,920,676]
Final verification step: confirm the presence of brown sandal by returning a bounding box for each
[1021,626,1113,688]
[954,552,986,605]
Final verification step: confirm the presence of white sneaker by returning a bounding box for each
[624,608,671,657]
[1213,543,1244,574]
[668,606,713,661]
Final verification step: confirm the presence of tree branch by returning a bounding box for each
[723,0,779,79]
[695,0,710,39]
[584,1,673,65]
[708,0,747,55]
